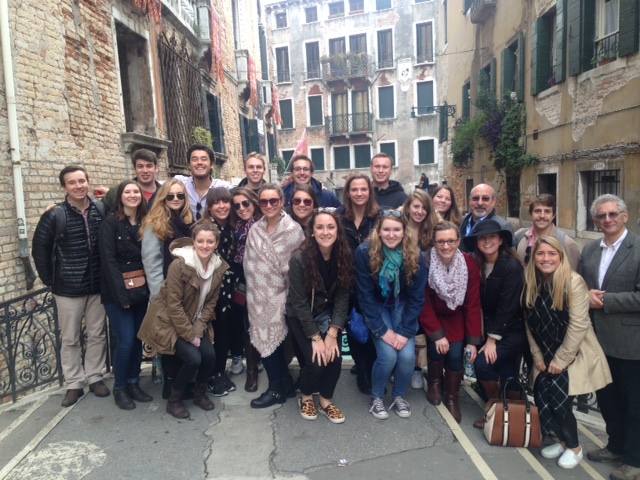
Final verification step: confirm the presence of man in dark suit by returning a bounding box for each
[579,194,640,480]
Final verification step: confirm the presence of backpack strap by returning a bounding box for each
[53,204,66,240]
[93,199,107,218]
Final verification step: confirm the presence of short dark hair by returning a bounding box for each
[59,165,89,187]
[187,144,214,164]
[529,194,556,216]
[290,154,314,173]
[192,218,220,242]
[371,152,393,167]
[132,148,157,167]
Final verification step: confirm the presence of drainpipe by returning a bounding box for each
[0,0,37,290]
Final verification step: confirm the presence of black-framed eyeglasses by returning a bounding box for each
[233,200,251,211]
[470,195,492,202]
[379,209,403,219]
[293,197,313,206]
[594,211,622,221]
[196,202,202,220]
[524,246,532,264]
[292,166,311,173]
[314,207,337,214]
[435,239,459,246]
[166,193,185,201]
[259,198,281,207]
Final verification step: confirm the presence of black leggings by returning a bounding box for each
[547,397,579,448]
[261,344,288,386]
[173,335,216,391]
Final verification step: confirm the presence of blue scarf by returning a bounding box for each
[379,246,403,300]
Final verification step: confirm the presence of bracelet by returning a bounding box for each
[326,330,338,338]
[310,333,322,342]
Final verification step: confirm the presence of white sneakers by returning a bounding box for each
[541,443,583,469]
[411,370,425,389]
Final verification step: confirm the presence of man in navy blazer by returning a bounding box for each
[579,194,640,480]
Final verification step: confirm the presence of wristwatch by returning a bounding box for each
[310,333,322,342]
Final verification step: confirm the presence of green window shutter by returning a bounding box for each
[334,146,350,169]
[308,96,323,126]
[567,0,582,76]
[531,17,551,95]
[464,0,472,12]
[418,139,435,165]
[490,58,497,95]
[555,0,567,83]
[501,47,515,99]
[379,143,396,165]
[417,81,434,114]
[439,104,448,143]
[248,119,260,153]
[311,148,325,170]
[517,31,525,101]
[568,0,595,76]
[279,99,293,128]
[354,145,371,168]
[581,1,595,72]
[619,0,640,57]
[378,86,394,118]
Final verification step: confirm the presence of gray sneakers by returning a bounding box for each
[369,397,389,419]
[390,396,411,418]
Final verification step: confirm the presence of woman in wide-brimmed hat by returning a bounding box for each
[462,219,529,429]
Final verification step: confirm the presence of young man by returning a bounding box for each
[370,153,407,209]
[514,194,580,270]
[174,144,232,219]
[32,165,110,407]
[579,195,640,480]
[237,152,267,192]
[282,154,341,208]
[459,183,515,252]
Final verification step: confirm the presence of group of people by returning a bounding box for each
[32,148,640,480]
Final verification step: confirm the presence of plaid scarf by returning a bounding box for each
[524,286,570,437]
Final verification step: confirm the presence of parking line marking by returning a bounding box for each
[515,448,555,480]
[579,458,607,480]
[578,422,606,449]
[0,397,47,444]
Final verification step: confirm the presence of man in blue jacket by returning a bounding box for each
[282,154,341,208]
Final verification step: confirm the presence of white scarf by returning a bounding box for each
[428,248,468,310]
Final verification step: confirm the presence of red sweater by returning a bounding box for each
[419,252,483,345]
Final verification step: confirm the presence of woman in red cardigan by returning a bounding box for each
[419,221,482,423]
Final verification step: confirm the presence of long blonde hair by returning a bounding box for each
[522,236,572,310]
[368,215,420,283]
[140,179,193,241]
[402,189,438,250]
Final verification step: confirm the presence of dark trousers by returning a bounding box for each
[173,335,216,391]
[596,356,640,466]
[474,331,527,387]
[261,344,288,386]
[104,303,147,389]
[427,340,464,371]
[547,395,579,449]
[288,316,342,399]
[346,331,376,374]
[229,304,244,357]
[212,304,235,375]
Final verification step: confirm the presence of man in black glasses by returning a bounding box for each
[282,154,341,208]
[579,194,640,480]
[174,144,231,219]
[370,153,407,209]
[514,194,580,269]
[459,183,514,252]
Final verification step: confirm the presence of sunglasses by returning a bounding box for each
[292,197,313,207]
[166,193,185,201]
[470,195,492,202]
[435,239,459,246]
[524,246,532,264]
[315,207,337,214]
[259,198,281,207]
[594,211,622,221]
[379,209,403,219]
[233,200,251,211]
[196,202,202,220]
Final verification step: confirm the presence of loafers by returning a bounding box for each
[609,464,640,480]
[557,447,583,469]
[61,388,84,407]
[113,387,136,410]
[89,380,110,398]
[540,442,566,459]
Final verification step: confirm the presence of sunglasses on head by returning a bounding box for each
[379,209,403,219]
[233,200,251,211]
[166,193,185,201]
[315,207,337,214]
[292,197,313,207]
[259,198,281,207]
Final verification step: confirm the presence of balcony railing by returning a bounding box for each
[321,53,374,81]
[306,63,321,80]
[376,54,394,70]
[594,31,619,64]
[470,0,496,24]
[325,112,373,136]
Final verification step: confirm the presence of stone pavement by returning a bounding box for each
[0,362,616,480]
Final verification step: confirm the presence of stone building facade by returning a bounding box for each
[0,0,265,303]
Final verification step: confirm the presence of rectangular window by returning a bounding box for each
[306,42,321,79]
[207,94,225,154]
[354,144,372,168]
[416,81,434,115]
[377,0,392,10]
[329,37,346,55]
[378,85,394,119]
[595,0,619,61]
[275,12,287,28]
[282,149,295,164]
[349,34,367,53]
[311,147,325,171]
[349,0,364,13]
[462,81,471,118]
[331,93,348,134]
[329,1,345,17]
[352,90,370,131]
[308,96,323,126]
[279,98,293,129]
[305,6,318,23]
[275,46,290,83]
[379,142,396,165]
[334,146,350,169]
[415,0,429,3]
[502,33,525,101]
[583,169,620,231]
[416,22,434,63]
[418,139,435,164]
[531,10,557,95]
[377,29,393,68]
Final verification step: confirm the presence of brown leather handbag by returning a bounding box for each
[123,269,146,289]
[483,378,541,448]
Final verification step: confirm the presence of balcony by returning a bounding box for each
[162,0,209,40]
[470,0,496,24]
[325,112,373,136]
[321,53,374,82]
[593,31,619,66]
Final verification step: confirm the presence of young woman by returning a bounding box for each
[203,188,240,397]
[286,210,354,423]
[462,219,528,429]
[338,173,379,395]
[244,184,305,408]
[419,221,482,423]
[285,183,319,233]
[99,180,151,410]
[522,236,611,469]
[231,187,263,392]
[355,210,428,420]
[431,185,462,226]
[138,221,228,419]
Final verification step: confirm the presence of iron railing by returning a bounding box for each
[325,112,373,136]
[594,31,619,63]
[321,53,374,81]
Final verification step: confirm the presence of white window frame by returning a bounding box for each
[278,98,295,130]
[378,140,397,166]
[376,27,395,70]
[353,142,373,169]
[274,11,287,29]
[310,146,326,171]
[332,145,352,170]
[414,137,439,165]
[414,19,435,65]
[415,78,437,116]
[303,40,322,80]
[377,84,395,119]
[307,95,324,127]
[274,44,291,84]
[305,5,319,24]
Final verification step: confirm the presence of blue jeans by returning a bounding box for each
[371,303,415,398]
[104,303,147,389]
[427,340,464,372]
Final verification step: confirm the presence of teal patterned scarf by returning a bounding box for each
[379,246,403,299]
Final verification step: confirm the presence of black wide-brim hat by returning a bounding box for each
[462,219,513,252]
